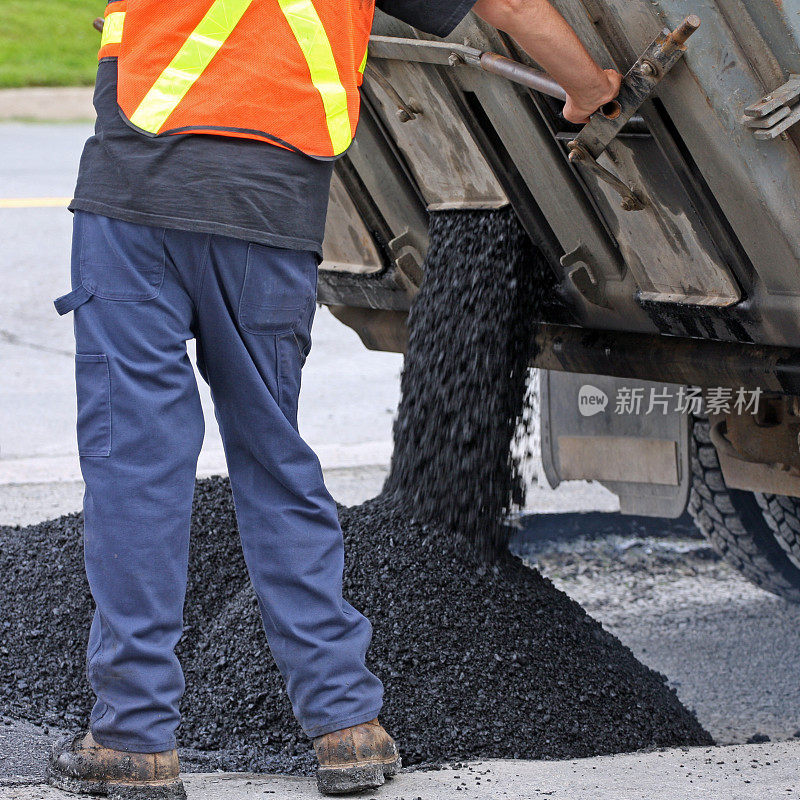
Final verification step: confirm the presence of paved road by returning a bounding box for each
[4,742,799,799]
[513,516,800,746]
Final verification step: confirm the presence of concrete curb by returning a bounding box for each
[2,742,798,799]
[0,88,94,122]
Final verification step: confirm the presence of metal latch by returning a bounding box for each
[567,15,701,211]
[743,75,800,140]
[388,230,425,290]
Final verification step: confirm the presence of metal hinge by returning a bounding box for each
[743,75,800,140]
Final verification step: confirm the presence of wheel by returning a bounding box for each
[755,493,800,571]
[687,418,800,603]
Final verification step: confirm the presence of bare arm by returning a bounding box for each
[472,0,622,123]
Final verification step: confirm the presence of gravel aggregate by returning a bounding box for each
[1,478,711,774]
[384,209,546,558]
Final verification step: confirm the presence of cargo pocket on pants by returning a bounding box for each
[79,216,165,301]
[76,354,111,457]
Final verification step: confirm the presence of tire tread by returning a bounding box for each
[688,418,800,603]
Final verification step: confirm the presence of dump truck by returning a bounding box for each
[316,3,800,602]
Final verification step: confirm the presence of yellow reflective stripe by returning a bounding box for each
[101,11,125,47]
[129,0,253,134]
[359,46,368,74]
[277,0,351,155]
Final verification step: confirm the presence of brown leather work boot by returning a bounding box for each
[313,718,401,795]
[47,731,186,799]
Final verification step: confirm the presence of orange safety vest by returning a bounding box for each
[99,0,374,158]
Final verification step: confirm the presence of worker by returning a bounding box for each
[48,0,621,797]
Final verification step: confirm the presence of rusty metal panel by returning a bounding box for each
[320,172,383,274]
[437,16,656,333]
[592,138,741,305]
[365,14,507,210]
[735,0,800,76]
[417,12,742,308]
[363,59,508,210]
[320,3,800,350]
[527,0,742,307]
[573,0,800,297]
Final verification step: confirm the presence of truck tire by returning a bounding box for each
[755,494,800,571]
[688,418,800,603]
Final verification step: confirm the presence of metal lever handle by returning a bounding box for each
[478,53,621,121]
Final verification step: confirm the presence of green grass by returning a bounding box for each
[0,1,106,88]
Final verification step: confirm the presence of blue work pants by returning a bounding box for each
[55,211,383,752]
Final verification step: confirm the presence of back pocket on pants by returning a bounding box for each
[238,243,317,335]
[76,354,111,457]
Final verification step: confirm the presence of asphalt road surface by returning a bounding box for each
[2,123,799,789]
[512,514,800,746]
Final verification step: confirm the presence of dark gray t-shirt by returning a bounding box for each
[70,0,477,258]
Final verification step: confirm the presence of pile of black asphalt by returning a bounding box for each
[1,483,711,775]
[1,209,711,775]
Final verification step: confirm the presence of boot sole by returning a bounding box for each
[47,768,186,800]
[316,756,401,795]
